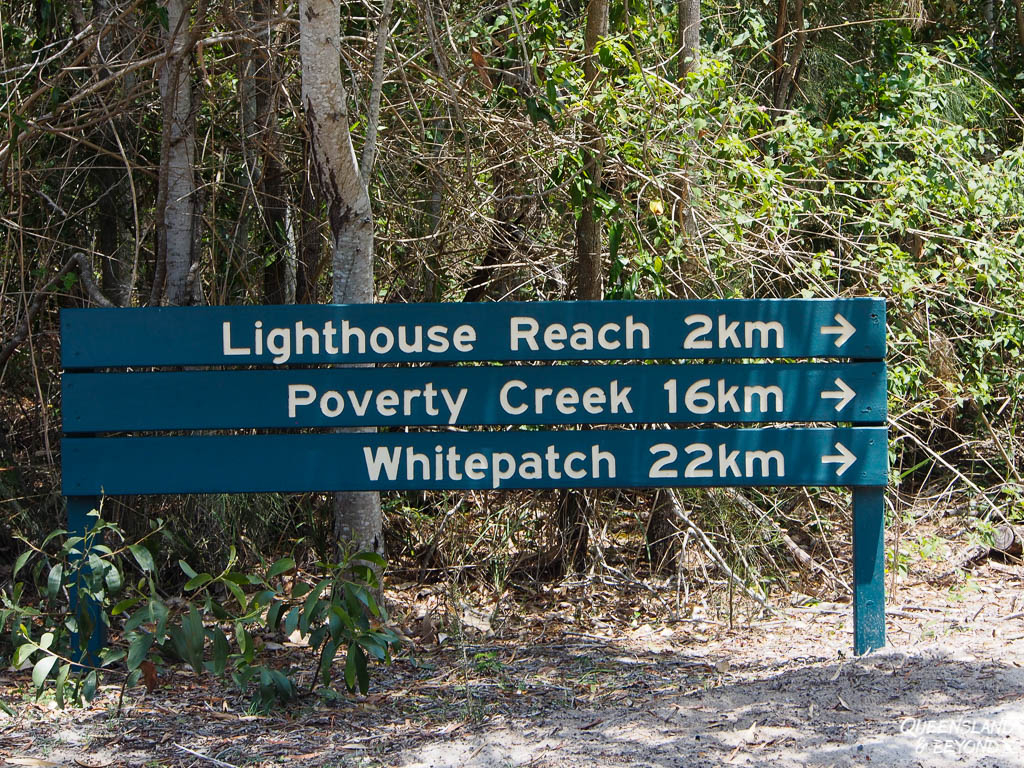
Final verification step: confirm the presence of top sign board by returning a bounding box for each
[61,298,885,368]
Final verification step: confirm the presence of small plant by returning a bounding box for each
[0,511,401,711]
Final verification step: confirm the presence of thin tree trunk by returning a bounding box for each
[677,0,700,79]
[300,0,385,559]
[82,0,134,306]
[1014,0,1024,49]
[772,0,805,113]
[557,0,610,575]
[252,0,290,304]
[676,0,700,239]
[574,0,608,302]
[295,139,325,304]
[153,0,199,306]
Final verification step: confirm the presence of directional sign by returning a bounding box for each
[63,363,886,431]
[61,298,886,368]
[62,427,889,494]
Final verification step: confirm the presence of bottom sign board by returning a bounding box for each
[63,427,888,495]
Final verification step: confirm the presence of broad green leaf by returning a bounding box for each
[100,648,126,667]
[46,564,63,600]
[266,599,284,632]
[112,596,142,616]
[13,643,36,668]
[129,544,155,573]
[128,633,154,670]
[32,655,58,689]
[81,670,98,702]
[184,573,212,591]
[267,557,295,580]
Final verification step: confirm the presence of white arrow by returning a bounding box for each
[822,442,857,477]
[820,378,856,411]
[820,313,856,348]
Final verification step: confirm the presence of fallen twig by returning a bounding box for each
[173,744,239,768]
[667,489,781,618]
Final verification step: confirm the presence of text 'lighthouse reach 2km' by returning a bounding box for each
[62,298,885,366]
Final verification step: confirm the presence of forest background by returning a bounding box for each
[0,0,1023,708]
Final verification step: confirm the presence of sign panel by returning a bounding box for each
[63,363,886,431]
[62,427,888,494]
[61,298,886,368]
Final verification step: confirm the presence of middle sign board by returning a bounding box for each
[64,362,885,431]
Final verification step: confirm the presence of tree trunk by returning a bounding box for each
[1014,0,1024,49]
[677,0,700,80]
[574,0,608,302]
[295,139,326,304]
[771,0,805,113]
[251,0,291,304]
[153,0,199,306]
[87,0,134,307]
[300,0,382,559]
[556,0,611,575]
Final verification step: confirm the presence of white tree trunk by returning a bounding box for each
[300,0,382,558]
[156,0,198,306]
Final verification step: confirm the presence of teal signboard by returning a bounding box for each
[61,298,888,657]
[62,298,885,366]
[63,362,885,430]
[62,427,888,494]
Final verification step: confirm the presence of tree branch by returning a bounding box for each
[0,253,114,369]
[360,0,395,185]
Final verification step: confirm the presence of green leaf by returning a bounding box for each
[270,669,295,701]
[112,596,142,616]
[54,663,70,708]
[267,557,295,580]
[344,644,358,691]
[318,638,339,684]
[100,648,126,667]
[283,606,300,637]
[300,578,331,633]
[32,655,58,690]
[352,551,386,568]
[12,550,32,580]
[210,628,229,676]
[81,670,98,702]
[184,573,212,591]
[225,580,247,613]
[13,643,36,668]
[127,633,154,670]
[179,560,199,579]
[355,645,369,694]
[105,564,123,593]
[46,563,63,600]
[266,599,284,633]
[359,634,389,661]
[129,544,155,573]
[37,632,54,652]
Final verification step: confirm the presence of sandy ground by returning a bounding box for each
[1,562,1022,768]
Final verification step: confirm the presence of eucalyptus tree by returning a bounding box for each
[299,0,393,558]
[153,0,201,306]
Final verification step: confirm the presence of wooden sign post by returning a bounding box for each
[61,298,887,659]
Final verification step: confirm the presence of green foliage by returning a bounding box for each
[1,512,401,711]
